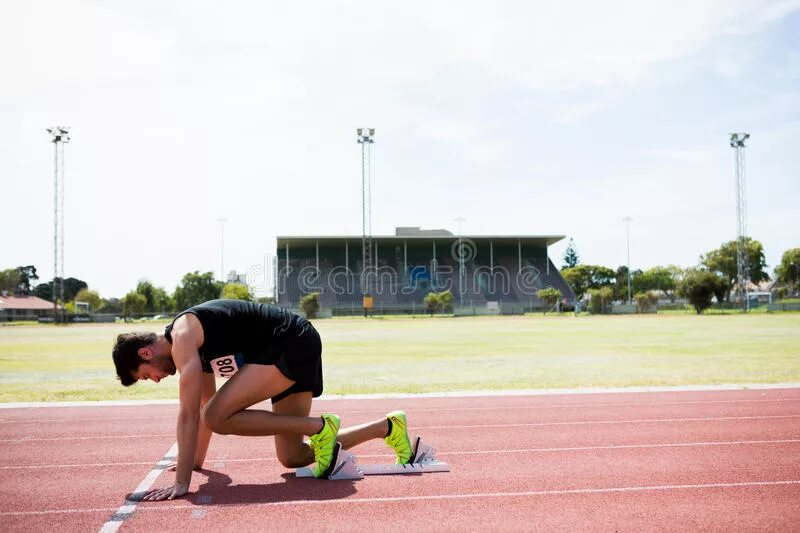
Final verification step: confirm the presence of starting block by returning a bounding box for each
[295,436,450,481]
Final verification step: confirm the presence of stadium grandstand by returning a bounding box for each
[276,227,575,315]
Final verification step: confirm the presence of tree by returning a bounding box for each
[0,269,21,294]
[561,264,616,301]
[63,278,88,302]
[136,280,173,313]
[299,292,321,319]
[222,283,253,301]
[32,277,88,303]
[74,288,103,312]
[173,271,223,310]
[101,297,123,314]
[678,269,728,314]
[537,287,561,313]
[33,282,52,301]
[122,291,147,317]
[0,266,40,295]
[562,239,579,269]
[587,286,614,314]
[633,266,678,300]
[614,265,643,302]
[15,266,39,294]
[775,248,800,289]
[701,238,769,300]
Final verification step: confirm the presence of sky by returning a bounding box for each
[1,0,798,298]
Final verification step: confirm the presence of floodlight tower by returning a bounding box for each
[357,128,375,298]
[47,126,70,323]
[730,133,750,311]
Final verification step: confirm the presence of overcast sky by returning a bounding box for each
[1,1,798,298]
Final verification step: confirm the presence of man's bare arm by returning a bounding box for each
[194,372,217,469]
[142,314,204,501]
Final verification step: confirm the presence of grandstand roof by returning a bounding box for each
[277,234,566,247]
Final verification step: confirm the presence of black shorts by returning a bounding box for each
[271,321,324,404]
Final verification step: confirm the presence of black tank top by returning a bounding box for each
[164,299,307,377]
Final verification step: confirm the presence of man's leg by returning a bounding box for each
[201,364,323,437]
[337,418,389,449]
[271,391,315,468]
[338,412,413,464]
[271,393,396,468]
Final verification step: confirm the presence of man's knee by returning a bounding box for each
[201,402,231,434]
[277,447,311,469]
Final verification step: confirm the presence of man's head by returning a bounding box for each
[112,332,176,386]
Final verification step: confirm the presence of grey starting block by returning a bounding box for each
[296,436,450,481]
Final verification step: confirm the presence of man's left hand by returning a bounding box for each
[142,482,189,501]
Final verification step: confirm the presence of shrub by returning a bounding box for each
[423,290,453,315]
[537,287,562,313]
[299,292,321,319]
[634,291,659,313]
[588,286,613,314]
[222,283,252,301]
[678,269,727,314]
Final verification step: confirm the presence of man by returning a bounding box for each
[112,299,413,501]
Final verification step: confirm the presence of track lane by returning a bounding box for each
[1,388,799,532]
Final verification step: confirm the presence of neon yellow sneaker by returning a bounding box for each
[309,413,340,478]
[384,410,413,464]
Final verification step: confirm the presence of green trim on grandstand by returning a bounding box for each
[276,228,575,314]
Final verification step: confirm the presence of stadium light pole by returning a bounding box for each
[455,216,466,307]
[217,216,228,283]
[357,128,375,302]
[623,216,632,304]
[730,132,750,312]
[47,126,70,323]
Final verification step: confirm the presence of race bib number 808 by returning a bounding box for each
[209,354,243,378]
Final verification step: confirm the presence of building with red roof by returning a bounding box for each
[0,294,59,321]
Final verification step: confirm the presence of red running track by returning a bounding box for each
[0,387,799,532]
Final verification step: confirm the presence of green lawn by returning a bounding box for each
[0,313,798,402]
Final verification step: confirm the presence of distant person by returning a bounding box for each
[112,299,413,501]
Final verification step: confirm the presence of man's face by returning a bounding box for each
[133,354,176,383]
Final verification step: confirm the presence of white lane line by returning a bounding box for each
[0,433,172,443]
[5,438,799,470]
[319,397,800,415]
[3,397,799,424]
[1,382,798,410]
[4,414,799,443]
[200,480,800,506]
[0,460,162,470]
[97,442,177,533]
[0,416,161,425]
[3,480,799,516]
[438,438,800,456]
[335,396,800,411]
[414,414,800,429]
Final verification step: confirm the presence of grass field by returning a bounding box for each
[0,313,798,403]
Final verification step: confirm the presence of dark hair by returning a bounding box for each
[112,332,157,386]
